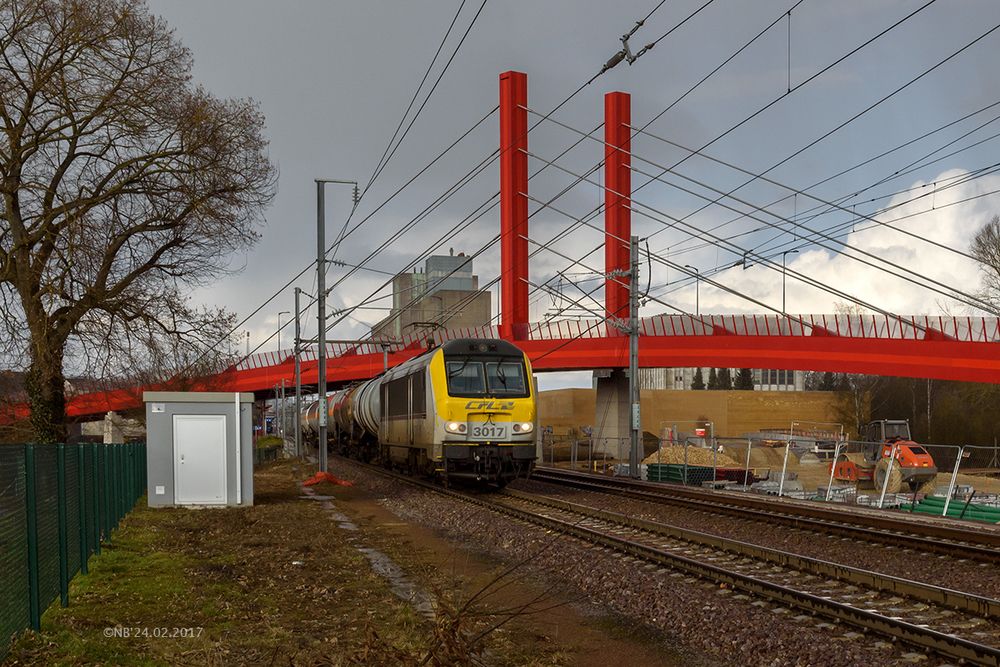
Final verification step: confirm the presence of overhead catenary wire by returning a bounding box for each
[640,15,999,249]
[362,0,473,197]
[520,112,997,313]
[661,98,1000,257]
[219,0,954,374]
[278,0,824,358]
[521,145,995,325]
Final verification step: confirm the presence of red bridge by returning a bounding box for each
[46,71,1000,419]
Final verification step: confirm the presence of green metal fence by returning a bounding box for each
[0,442,146,659]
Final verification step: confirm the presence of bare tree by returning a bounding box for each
[972,214,1000,310]
[0,0,277,441]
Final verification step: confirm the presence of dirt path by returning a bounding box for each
[5,460,685,666]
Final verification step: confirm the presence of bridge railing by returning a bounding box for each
[526,314,1000,342]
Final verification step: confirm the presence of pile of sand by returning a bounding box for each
[642,445,740,467]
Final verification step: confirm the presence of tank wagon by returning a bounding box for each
[303,338,538,486]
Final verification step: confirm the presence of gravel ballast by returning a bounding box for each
[513,478,1000,600]
[329,458,925,667]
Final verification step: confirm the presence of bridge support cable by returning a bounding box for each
[652,99,1000,256]
[623,155,1000,315]
[666,159,1000,262]
[519,149,959,337]
[630,128,981,262]
[636,17,1000,250]
[519,114,1000,315]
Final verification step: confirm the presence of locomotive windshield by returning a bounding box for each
[446,358,528,398]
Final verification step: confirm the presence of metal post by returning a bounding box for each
[825,441,842,501]
[280,378,286,440]
[57,443,69,606]
[781,249,798,313]
[710,422,717,486]
[778,440,791,497]
[78,443,88,574]
[317,180,328,473]
[683,433,688,485]
[877,443,899,509]
[743,438,753,490]
[24,443,40,630]
[91,444,101,555]
[499,70,529,341]
[294,287,302,459]
[942,446,964,516]
[628,235,640,479]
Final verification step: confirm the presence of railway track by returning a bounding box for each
[529,467,1000,564]
[334,456,1000,665]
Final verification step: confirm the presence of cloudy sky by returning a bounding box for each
[146,0,1000,389]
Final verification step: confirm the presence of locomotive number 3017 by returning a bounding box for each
[469,424,507,440]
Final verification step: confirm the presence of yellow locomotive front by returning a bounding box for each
[429,339,537,485]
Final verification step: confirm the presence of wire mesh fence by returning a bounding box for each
[538,431,1000,522]
[0,442,146,660]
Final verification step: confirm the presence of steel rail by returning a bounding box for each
[332,455,1000,665]
[501,488,1000,617]
[531,467,1000,562]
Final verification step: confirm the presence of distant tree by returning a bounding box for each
[691,367,705,390]
[0,0,277,441]
[734,368,754,390]
[972,214,1000,310]
[707,367,719,389]
[818,371,836,391]
[717,367,733,390]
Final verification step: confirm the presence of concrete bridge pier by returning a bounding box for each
[103,411,125,444]
[593,369,629,460]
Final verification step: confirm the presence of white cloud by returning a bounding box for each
[687,169,999,316]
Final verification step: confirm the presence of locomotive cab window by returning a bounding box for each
[446,361,486,396]
[485,362,526,395]
[446,358,529,398]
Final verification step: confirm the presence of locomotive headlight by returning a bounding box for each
[513,422,534,433]
[446,421,466,433]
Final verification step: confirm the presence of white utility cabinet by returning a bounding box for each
[143,392,254,507]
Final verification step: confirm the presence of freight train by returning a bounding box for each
[303,338,538,486]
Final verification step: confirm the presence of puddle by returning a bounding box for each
[357,546,436,620]
[321,503,359,531]
[300,482,435,619]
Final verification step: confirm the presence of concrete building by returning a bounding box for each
[372,250,491,340]
[637,367,806,392]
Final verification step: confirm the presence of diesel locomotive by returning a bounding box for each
[303,338,538,486]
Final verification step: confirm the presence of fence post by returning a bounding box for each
[712,438,718,486]
[90,442,101,555]
[102,444,110,538]
[24,443,41,631]
[116,445,123,521]
[683,439,689,485]
[825,441,842,501]
[877,443,899,509]
[57,443,69,607]
[778,440,791,497]
[77,443,88,575]
[743,439,752,491]
[942,446,964,516]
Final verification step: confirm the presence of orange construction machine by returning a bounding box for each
[831,419,938,493]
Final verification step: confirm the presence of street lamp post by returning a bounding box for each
[277,311,289,351]
[684,265,700,316]
[781,250,799,314]
[315,178,358,473]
